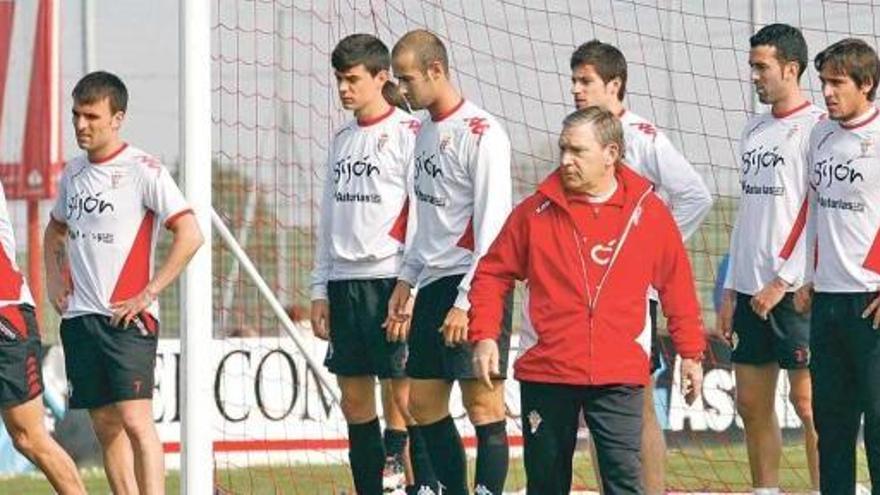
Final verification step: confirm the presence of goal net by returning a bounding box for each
[206,0,880,492]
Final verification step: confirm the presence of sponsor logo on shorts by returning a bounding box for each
[474,484,494,495]
[730,331,739,351]
[527,410,542,434]
[417,485,438,495]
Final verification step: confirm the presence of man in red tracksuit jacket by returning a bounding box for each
[469,106,706,494]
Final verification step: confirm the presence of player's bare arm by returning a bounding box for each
[109,212,203,327]
[717,288,736,344]
[309,299,330,340]
[43,217,71,315]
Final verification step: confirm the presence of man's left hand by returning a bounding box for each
[110,287,157,328]
[750,277,789,320]
[680,357,703,406]
[440,307,469,347]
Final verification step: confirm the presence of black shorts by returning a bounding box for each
[60,313,159,409]
[324,278,407,379]
[406,274,512,381]
[731,292,810,369]
[0,305,43,409]
[521,381,643,494]
[649,301,661,373]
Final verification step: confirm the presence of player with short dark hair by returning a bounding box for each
[470,106,706,494]
[805,37,880,494]
[310,33,422,495]
[44,70,204,495]
[569,39,713,494]
[718,23,821,494]
[386,29,514,495]
[0,181,86,495]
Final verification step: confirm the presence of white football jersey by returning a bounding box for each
[725,102,824,294]
[310,107,421,300]
[399,99,513,310]
[50,144,191,319]
[0,181,34,308]
[808,107,880,292]
[619,110,713,240]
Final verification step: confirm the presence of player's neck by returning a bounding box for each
[841,101,876,126]
[88,139,126,164]
[354,100,392,126]
[428,87,463,121]
[770,92,808,118]
[607,100,625,118]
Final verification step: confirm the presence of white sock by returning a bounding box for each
[754,489,780,495]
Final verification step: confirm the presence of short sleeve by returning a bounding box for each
[142,164,192,228]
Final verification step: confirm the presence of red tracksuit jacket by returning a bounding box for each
[468,165,705,386]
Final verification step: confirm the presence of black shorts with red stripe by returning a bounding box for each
[0,304,44,409]
[60,312,159,409]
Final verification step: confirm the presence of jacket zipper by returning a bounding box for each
[592,189,652,311]
[572,229,594,384]
[569,188,651,385]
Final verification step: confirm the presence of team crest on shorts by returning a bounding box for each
[793,346,810,366]
[527,410,542,434]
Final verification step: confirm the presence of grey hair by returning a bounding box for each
[562,106,625,161]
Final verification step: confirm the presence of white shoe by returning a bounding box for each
[382,455,406,493]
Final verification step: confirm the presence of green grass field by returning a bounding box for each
[0,442,871,494]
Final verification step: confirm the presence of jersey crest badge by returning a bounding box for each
[111,171,125,189]
[439,134,452,153]
[860,137,874,158]
[377,133,389,153]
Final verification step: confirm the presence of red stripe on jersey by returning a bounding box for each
[89,143,128,164]
[432,98,465,122]
[0,305,27,339]
[456,217,475,251]
[388,198,409,243]
[357,105,395,127]
[0,247,23,301]
[139,311,159,335]
[778,198,808,260]
[772,100,810,119]
[110,212,155,303]
[863,227,880,275]
[164,208,194,229]
[841,107,880,130]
